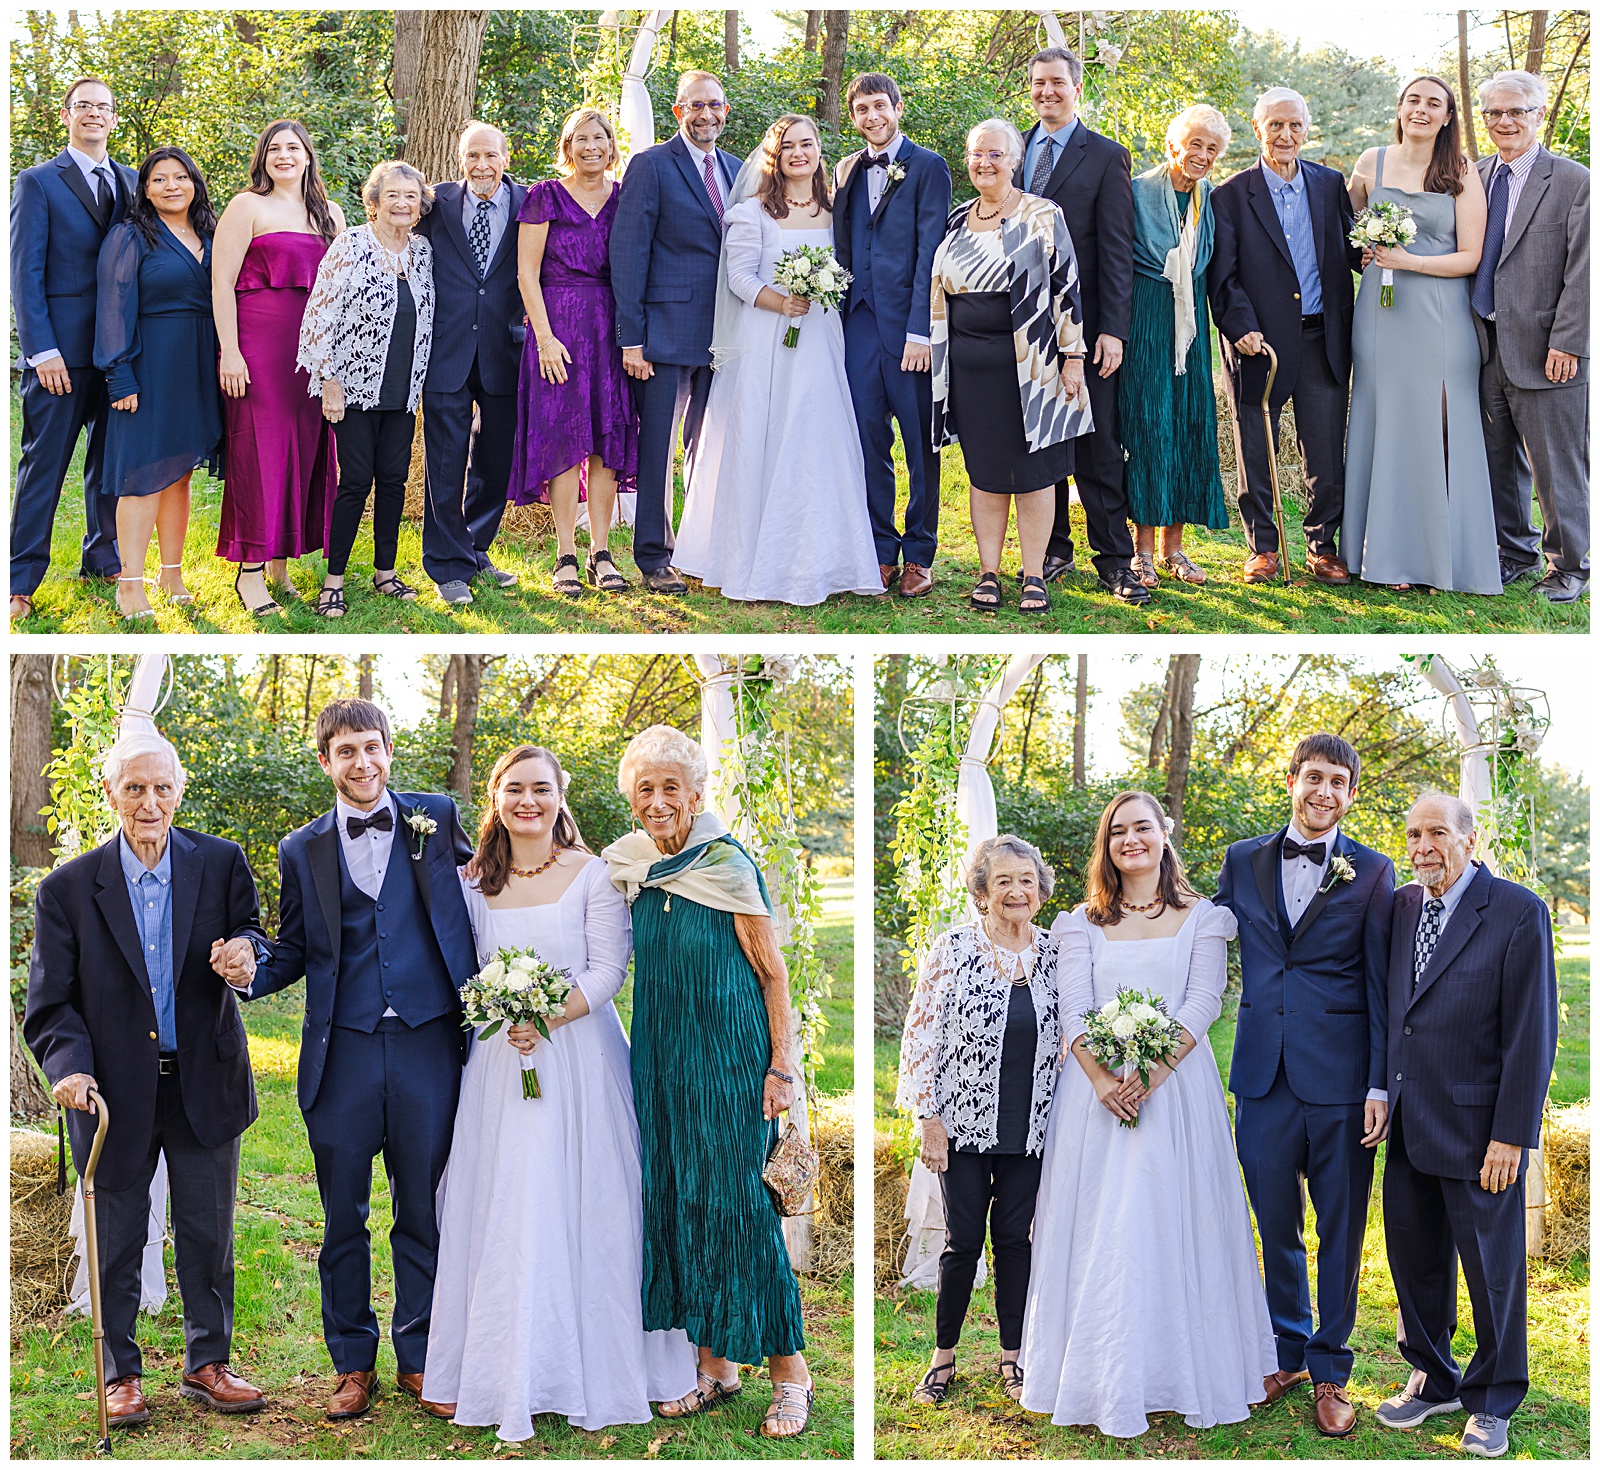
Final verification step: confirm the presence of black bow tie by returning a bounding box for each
[346,807,394,839]
[865,153,891,170]
[1282,837,1326,864]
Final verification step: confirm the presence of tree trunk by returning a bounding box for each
[438,656,458,724]
[724,10,739,72]
[1072,654,1088,788]
[1458,12,1480,161]
[820,11,849,132]
[392,10,425,145]
[404,10,490,187]
[358,654,374,701]
[1546,27,1589,144]
[804,10,821,51]
[1017,666,1044,783]
[447,655,487,801]
[1163,655,1201,846]
[1526,11,1549,73]
[11,997,52,1121]
[10,654,55,867]
[1147,663,1174,771]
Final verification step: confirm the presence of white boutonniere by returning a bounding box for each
[405,806,438,862]
[1321,854,1356,892]
[886,161,906,185]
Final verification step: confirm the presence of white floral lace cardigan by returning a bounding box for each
[895,921,1063,1156]
[296,224,435,412]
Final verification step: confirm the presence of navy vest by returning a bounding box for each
[848,169,877,316]
[332,837,457,1032]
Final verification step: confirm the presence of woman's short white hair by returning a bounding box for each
[1167,103,1232,153]
[617,724,709,798]
[967,117,1026,173]
[1253,87,1310,122]
[1478,70,1547,111]
[102,731,186,791]
[966,834,1055,903]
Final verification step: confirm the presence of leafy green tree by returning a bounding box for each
[1528,763,1591,920]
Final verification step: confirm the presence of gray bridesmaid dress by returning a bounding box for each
[1343,148,1501,594]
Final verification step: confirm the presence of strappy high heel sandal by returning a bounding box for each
[234,563,283,618]
[586,548,629,592]
[552,553,584,598]
[657,1368,741,1418]
[157,563,194,605]
[911,1357,956,1406]
[117,575,154,622]
[760,1377,814,1438]
[998,1357,1024,1401]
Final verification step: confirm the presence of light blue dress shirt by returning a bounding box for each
[460,178,510,269]
[121,834,176,1052]
[1023,116,1078,193]
[1430,859,1480,935]
[1261,162,1322,315]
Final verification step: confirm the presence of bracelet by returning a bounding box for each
[766,1066,795,1084]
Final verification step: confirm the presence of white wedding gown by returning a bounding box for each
[421,859,697,1439]
[1019,901,1275,1437]
[673,198,885,604]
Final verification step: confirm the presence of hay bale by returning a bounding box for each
[397,407,558,550]
[11,1128,74,1330]
[875,1130,911,1291]
[1213,379,1309,514]
[809,1095,853,1284]
[1542,1102,1589,1266]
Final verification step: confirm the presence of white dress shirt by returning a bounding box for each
[28,147,120,369]
[1280,821,1335,928]
[336,789,399,1015]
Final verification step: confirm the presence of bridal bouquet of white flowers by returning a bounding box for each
[1349,200,1418,307]
[459,947,573,1099]
[1079,987,1185,1129]
[772,244,852,348]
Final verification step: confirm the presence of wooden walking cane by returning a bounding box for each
[81,1087,114,1456]
[1258,342,1294,588]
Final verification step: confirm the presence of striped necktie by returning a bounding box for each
[703,152,724,226]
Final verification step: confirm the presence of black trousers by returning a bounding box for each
[96,1068,240,1379]
[936,1150,1042,1352]
[328,406,415,576]
[1046,363,1134,576]
[1228,322,1348,557]
[420,356,516,587]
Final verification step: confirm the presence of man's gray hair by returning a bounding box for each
[675,69,724,103]
[1029,46,1083,88]
[1478,70,1548,111]
[1408,791,1478,836]
[457,119,509,155]
[966,834,1055,903]
[102,731,186,791]
[967,117,1026,173]
[1253,86,1310,122]
[1167,103,1232,153]
[617,724,709,798]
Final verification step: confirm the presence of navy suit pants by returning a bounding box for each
[1046,360,1134,575]
[420,356,515,588]
[630,362,712,574]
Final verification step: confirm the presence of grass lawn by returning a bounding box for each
[871,935,1592,1460]
[11,386,1586,635]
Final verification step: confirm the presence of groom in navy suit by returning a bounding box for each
[832,73,951,598]
[610,70,741,594]
[1215,732,1394,1438]
[219,699,476,1422]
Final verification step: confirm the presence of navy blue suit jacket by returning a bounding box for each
[1208,158,1361,414]
[248,791,477,1112]
[608,134,740,366]
[11,148,137,368]
[1217,827,1395,1105]
[413,178,529,397]
[1386,864,1558,1179]
[832,138,952,352]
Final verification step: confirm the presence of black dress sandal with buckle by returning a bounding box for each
[233,563,283,618]
[586,549,629,592]
[911,1357,956,1406]
[552,553,584,598]
[998,1357,1024,1401]
[1019,574,1051,614]
[373,571,419,601]
[969,570,1001,612]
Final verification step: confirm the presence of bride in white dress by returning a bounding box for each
[422,746,696,1440]
[1019,791,1275,1437]
[673,113,884,605]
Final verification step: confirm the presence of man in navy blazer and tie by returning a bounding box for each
[9,75,135,619]
[414,122,528,606]
[609,70,741,594]
[1375,795,1557,1459]
[1215,732,1395,1438]
[832,73,951,599]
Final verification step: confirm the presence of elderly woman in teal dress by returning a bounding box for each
[602,724,812,1440]
[1121,105,1233,589]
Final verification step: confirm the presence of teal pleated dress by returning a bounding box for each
[629,846,806,1365]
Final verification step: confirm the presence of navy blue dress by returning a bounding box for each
[94,219,224,498]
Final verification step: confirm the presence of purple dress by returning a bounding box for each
[217,232,336,561]
[507,180,637,505]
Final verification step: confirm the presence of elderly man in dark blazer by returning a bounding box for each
[1470,70,1590,605]
[24,731,269,1429]
[8,75,135,620]
[1014,46,1147,604]
[414,121,529,607]
[609,69,741,594]
[1376,794,1558,1459]
[1209,87,1362,586]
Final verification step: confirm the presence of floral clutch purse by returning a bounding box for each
[762,1119,820,1217]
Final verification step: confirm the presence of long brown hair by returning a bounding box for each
[248,118,338,241]
[757,114,831,220]
[473,745,589,897]
[1083,790,1198,927]
[1393,75,1467,198]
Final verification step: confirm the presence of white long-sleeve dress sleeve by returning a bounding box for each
[724,199,776,307]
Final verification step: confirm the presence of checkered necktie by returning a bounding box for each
[1412,897,1445,993]
[703,152,724,226]
[1029,137,1056,195]
[468,197,493,277]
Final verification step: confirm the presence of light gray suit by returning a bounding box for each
[1472,146,1589,581]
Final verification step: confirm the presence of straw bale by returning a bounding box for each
[10,1129,74,1330]
[1542,1102,1590,1266]
[875,1130,911,1291]
[1213,380,1308,513]
[809,1095,854,1284]
[398,408,557,547]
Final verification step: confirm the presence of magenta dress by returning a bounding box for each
[507,180,638,505]
[217,232,336,561]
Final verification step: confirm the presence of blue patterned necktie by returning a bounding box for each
[1029,136,1055,195]
[468,196,493,277]
[1412,897,1445,993]
[1471,163,1510,317]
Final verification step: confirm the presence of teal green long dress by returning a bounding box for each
[629,843,806,1364]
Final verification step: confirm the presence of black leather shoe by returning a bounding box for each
[1499,556,1540,587]
[1097,566,1152,603]
[640,566,688,595]
[1040,553,1076,583]
[1534,569,1588,603]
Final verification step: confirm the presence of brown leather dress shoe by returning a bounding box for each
[106,1375,151,1428]
[1241,551,1280,583]
[879,563,902,590]
[180,1361,266,1413]
[1314,1381,1356,1437]
[1252,1368,1311,1407]
[900,563,933,598]
[1306,551,1351,584]
[395,1372,455,1418]
[326,1370,379,1420]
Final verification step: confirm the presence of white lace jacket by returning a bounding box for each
[895,921,1062,1156]
[297,225,435,411]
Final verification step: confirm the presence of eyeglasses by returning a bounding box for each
[679,100,727,114]
[1481,106,1539,121]
[966,150,1010,163]
[68,101,116,116]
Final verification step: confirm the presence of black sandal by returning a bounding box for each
[998,1357,1024,1400]
[586,549,629,592]
[911,1358,956,1406]
[969,570,1001,612]
[552,553,584,598]
[1019,574,1051,614]
[315,585,347,619]
[234,563,283,618]
[372,572,418,601]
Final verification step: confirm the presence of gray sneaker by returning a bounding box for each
[479,561,519,588]
[435,580,474,606]
[1376,1372,1463,1431]
[1461,1414,1508,1457]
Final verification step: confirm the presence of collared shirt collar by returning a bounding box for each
[1262,159,1305,196]
[462,177,507,207]
[1429,859,1479,922]
[680,133,715,166]
[870,131,906,163]
[335,788,395,831]
[66,144,112,187]
[119,830,172,885]
[1038,115,1078,145]
[1494,141,1541,177]
[1284,820,1338,857]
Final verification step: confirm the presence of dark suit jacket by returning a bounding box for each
[1012,121,1134,344]
[247,791,477,1112]
[11,148,138,368]
[1386,864,1558,1180]
[413,178,530,397]
[1208,158,1361,414]
[1216,828,1394,1105]
[24,828,266,1193]
[609,134,741,366]
[832,138,953,351]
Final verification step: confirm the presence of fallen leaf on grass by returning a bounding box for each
[596,1435,617,1448]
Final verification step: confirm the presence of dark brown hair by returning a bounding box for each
[128,147,216,247]
[846,72,902,111]
[474,746,589,897]
[1083,791,1198,927]
[63,76,114,111]
[315,698,392,758]
[1394,75,1467,197]
[1287,732,1361,790]
[757,114,831,221]
[248,119,338,241]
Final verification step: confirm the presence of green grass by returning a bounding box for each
[13,386,1586,634]
[10,988,853,1460]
